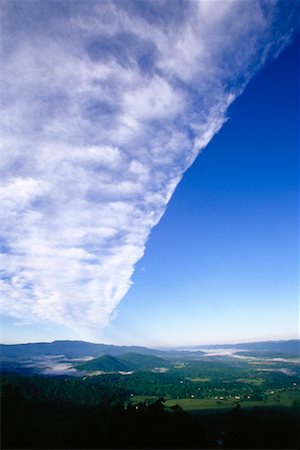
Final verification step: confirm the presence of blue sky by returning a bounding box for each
[103,34,299,347]
[1,1,298,345]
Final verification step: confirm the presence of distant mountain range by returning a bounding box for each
[0,340,159,360]
[0,339,299,363]
[189,340,300,355]
[0,340,205,361]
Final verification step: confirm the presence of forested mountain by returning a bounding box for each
[118,353,171,369]
[77,355,131,372]
[77,353,170,372]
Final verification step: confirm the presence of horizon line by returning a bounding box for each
[1,337,299,348]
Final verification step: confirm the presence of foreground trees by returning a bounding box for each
[1,376,299,449]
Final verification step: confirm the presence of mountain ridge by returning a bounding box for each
[1,339,299,360]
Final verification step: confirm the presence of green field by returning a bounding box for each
[130,395,158,404]
[165,397,231,411]
[150,390,300,412]
[236,377,264,385]
[187,377,211,382]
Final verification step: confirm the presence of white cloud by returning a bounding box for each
[1,0,297,338]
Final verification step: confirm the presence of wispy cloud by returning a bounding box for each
[1,0,297,338]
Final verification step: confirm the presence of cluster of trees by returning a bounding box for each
[0,371,256,402]
[2,384,206,449]
[1,373,129,406]
[1,374,299,449]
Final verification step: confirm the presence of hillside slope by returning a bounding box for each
[76,355,131,372]
[76,353,170,372]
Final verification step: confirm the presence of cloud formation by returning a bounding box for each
[1,0,297,338]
